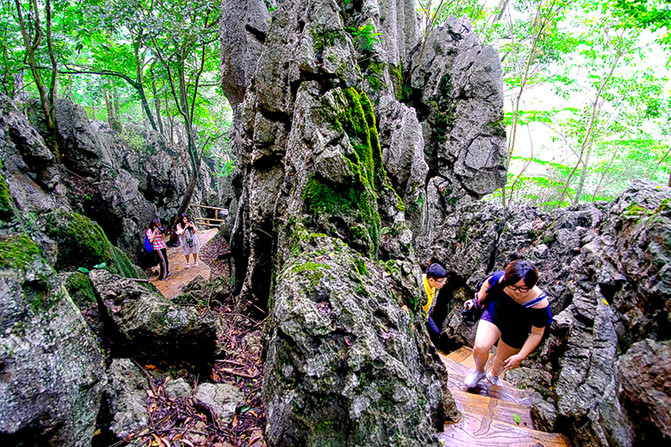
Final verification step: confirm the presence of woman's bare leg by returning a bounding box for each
[490,339,520,378]
[472,320,502,373]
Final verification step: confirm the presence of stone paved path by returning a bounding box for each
[150,228,219,299]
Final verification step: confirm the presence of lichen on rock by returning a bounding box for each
[0,239,106,446]
[264,235,455,446]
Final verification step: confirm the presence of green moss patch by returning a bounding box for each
[305,88,387,256]
[303,177,381,255]
[0,173,15,221]
[40,210,141,278]
[359,92,386,189]
[623,203,653,221]
[0,233,42,272]
[65,271,97,308]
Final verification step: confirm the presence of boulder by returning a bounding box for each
[264,234,456,447]
[89,269,217,369]
[194,383,245,427]
[165,378,193,400]
[617,339,671,444]
[104,359,149,441]
[0,233,106,446]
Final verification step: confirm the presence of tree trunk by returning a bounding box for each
[13,72,27,101]
[14,0,60,162]
[104,88,122,132]
[150,64,164,136]
[177,166,200,221]
[573,146,592,205]
[113,92,121,121]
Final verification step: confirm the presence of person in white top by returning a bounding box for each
[175,213,201,268]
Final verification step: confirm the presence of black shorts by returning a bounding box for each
[481,309,528,349]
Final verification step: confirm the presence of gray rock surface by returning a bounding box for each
[165,378,193,400]
[264,234,455,446]
[406,15,506,208]
[194,383,244,427]
[220,0,272,107]
[0,93,66,209]
[617,339,671,444]
[105,359,149,441]
[52,98,115,175]
[89,269,217,368]
[427,180,671,446]
[0,237,106,446]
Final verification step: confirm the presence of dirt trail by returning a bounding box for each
[149,228,219,299]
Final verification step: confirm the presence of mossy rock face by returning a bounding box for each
[64,271,97,309]
[39,210,141,279]
[265,236,453,447]
[0,230,106,446]
[0,173,15,221]
[0,233,43,273]
[303,88,384,257]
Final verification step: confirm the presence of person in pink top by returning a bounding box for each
[147,218,170,281]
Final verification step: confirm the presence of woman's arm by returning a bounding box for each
[147,229,155,243]
[465,278,493,309]
[502,325,546,371]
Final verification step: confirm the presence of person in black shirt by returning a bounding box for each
[463,260,553,388]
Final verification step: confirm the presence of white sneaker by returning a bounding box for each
[185,263,190,269]
[194,262,199,267]
[486,372,501,386]
[464,369,486,388]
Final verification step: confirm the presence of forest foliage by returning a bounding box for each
[1,0,233,191]
[424,0,671,208]
[1,0,670,209]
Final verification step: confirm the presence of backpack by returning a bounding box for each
[462,271,504,323]
[144,235,153,253]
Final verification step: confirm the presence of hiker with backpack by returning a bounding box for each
[462,260,553,388]
[147,218,171,281]
[175,213,201,268]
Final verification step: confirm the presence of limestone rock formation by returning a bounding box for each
[89,269,218,369]
[264,233,455,446]
[0,93,66,212]
[617,339,671,444]
[220,0,505,443]
[2,93,222,266]
[0,235,106,446]
[194,383,245,427]
[429,180,671,446]
[104,359,150,441]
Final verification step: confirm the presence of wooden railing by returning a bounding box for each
[191,205,228,228]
